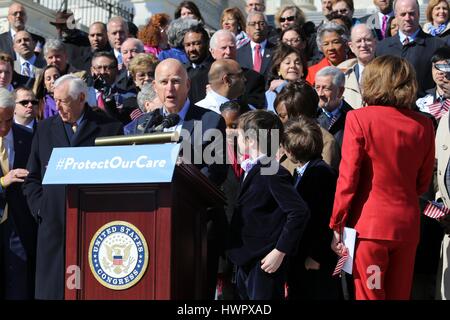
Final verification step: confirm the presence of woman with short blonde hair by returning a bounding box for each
[423,0,450,39]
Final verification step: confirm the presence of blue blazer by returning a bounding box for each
[227,160,310,267]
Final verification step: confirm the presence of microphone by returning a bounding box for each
[153,113,180,132]
[137,109,163,134]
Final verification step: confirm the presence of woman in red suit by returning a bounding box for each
[329,55,436,300]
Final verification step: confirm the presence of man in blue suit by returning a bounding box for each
[0,87,35,299]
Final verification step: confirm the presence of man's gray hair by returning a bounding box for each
[107,16,129,32]
[316,66,345,88]
[54,74,88,102]
[246,11,268,25]
[0,87,15,110]
[137,83,156,112]
[121,38,145,53]
[44,39,66,57]
[209,29,236,50]
[316,22,349,50]
[167,18,200,48]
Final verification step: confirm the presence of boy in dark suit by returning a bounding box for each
[283,116,340,300]
[226,110,310,300]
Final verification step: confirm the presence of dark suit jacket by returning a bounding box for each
[226,160,310,267]
[0,30,45,60]
[236,40,276,82]
[23,106,123,299]
[293,159,337,270]
[375,29,445,96]
[317,100,353,149]
[127,103,227,186]
[189,64,267,109]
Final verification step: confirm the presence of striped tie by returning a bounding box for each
[328,114,339,130]
[428,99,450,120]
[22,61,31,77]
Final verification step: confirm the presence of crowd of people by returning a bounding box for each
[0,0,449,301]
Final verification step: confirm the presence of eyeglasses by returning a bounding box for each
[248,21,267,27]
[16,100,38,106]
[280,16,295,23]
[334,9,349,14]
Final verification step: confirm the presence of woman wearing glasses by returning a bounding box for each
[275,5,321,65]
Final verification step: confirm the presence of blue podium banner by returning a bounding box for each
[42,144,181,185]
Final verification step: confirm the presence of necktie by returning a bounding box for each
[22,61,31,77]
[402,36,410,46]
[0,137,9,224]
[97,93,105,110]
[117,53,123,70]
[294,167,302,188]
[71,122,78,133]
[381,15,389,39]
[328,114,340,130]
[253,44,262,73]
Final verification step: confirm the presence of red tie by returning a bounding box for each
[97,93,105,110]
[253,44,262,73]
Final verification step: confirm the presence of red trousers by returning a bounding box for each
[353,238,417,300]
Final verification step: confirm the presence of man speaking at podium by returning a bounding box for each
[130,58,228,298]
[23,75,123,300]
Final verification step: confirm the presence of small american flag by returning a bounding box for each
[332,251,349,277]
[424,201,450,219]
[130,108,144,121]
[428,99,450,120]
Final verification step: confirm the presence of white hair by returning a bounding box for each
[54,74,88,102]
[121,38,145,54]
[316,66,345,88]
[209,29,236,50]
[44,38,66,57]
[137,83,156,112]
[0,87,15,110]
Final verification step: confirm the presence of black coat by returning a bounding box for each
[236,41,276,83]
[189,64,267,110]
[23,106,123,299]
[226,160,310,267]
[375,29,446,96]
[0,124,35,299]
[317,100,353,149]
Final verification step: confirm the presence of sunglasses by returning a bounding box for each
[16,99,38,106]
[280,16,295,23]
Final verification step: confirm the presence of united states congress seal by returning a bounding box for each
[88,221,149,290]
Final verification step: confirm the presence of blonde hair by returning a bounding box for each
[361,56,417,108]
[426,0,449,22]
[128,53,159,79]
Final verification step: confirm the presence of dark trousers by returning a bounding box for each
[1,218,34,300]
[236,259,287,300]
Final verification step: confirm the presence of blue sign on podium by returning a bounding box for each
[42,143,181,185]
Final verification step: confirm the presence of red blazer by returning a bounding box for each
[306,57,331,86]
[329,106,435,243]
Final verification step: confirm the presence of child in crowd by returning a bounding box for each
[226,110,310,300]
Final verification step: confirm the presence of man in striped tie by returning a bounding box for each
[315,66,353,149]
[416,47,450,124]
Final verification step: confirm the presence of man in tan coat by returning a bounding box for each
[338,24,377,109]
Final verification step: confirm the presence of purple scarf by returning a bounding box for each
[44,94,58,119]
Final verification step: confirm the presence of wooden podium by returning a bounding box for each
[64,163,225,300]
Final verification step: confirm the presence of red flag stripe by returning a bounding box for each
[332,252,349,277]
[424,201,450,219]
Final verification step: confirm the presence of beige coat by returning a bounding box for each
[338,58,363,110]
[435,112,450,300]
